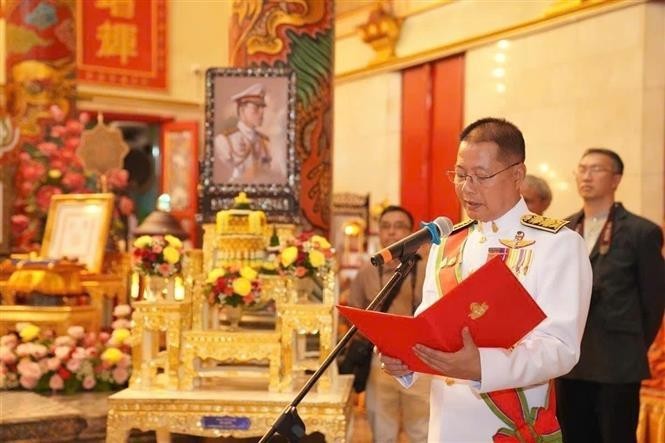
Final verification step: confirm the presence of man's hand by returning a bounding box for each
[413,327,481,381]
[378,352,412,377]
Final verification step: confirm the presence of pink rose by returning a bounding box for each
[106,168,129,189]
[15,343,32,357]
[157,263,172,277]
[67,326,85,340]
[50,125,67,138]
[82,375,96,390]
[17,359,41,379]
[50,105,65,122]
[117,354,131,369]
[49,374,64,390]
[46,357,61,371]
[72,347,86,360]
[82,332,97,348]
[0,347,16,365]
[35,186,63,212]
[37,142,58,156]
[66,358,82,372]
[79,112,90,125]
[54,336,74,347]
[20,161,46,181]
[152,244,163,254]
[112,367,129,384]
[1,335,18,348]
[85,347,98,358]
[99,332,110,343]
[30,343,48,359]
[55,345,72,360]
[65,136,80,149]
[66,120,83,134]
[20,374,38,390]
[61,172,86,191]
[19,181,35,196]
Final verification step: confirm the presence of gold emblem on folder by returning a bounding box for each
[469,302,489,320]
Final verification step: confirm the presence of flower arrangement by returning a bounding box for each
[206,265,261,308]
[11,105,134,252]
[0,305,133,394]
[132,234,183,277]
[279,232,334,278]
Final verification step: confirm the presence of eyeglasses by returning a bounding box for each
[378,222,411,231]
[574,165,616,177]
[446,161,521,186]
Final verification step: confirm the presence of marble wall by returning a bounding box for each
[334,1,664,225]
[333,72,402,206]
[465,1,664,222]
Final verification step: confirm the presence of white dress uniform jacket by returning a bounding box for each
[402,199,592,442]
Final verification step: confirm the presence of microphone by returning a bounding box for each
[371,216,454,266]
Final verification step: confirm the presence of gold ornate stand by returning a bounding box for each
[0,305,98,335]
[180,330,282,391]
[106,375,354,443]
[129,301,191,390]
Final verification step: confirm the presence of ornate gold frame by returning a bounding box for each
[41,193,114,273]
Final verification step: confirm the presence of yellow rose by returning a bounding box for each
[163,246,181,264]
[207,268,226,283]
[164,235,182,249]
[48,169,62,180]
[281,246,298,267]
[19,324,40,342]
[111,328,131,344]
[310,235,331,249]
[308,249,326,268]
[262,262,277,271]
[232,277,252,296]
[101,347,123,365]
[240,266,258,280]
[133,235,152,248]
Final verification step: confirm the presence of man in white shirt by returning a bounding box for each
[213,83,272,184]
[380,117,592,442]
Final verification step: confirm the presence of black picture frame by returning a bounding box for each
[199,67,299,224]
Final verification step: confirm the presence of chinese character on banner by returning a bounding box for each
[77,0,167,89]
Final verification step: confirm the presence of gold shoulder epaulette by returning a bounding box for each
[453,219,476,231]
[520,214,567,233]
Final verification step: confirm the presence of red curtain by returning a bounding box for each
[401,55,464,225]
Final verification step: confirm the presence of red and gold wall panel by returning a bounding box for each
[77,0,167,89]
[229,0,334,232]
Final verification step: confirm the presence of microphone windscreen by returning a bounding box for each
[433,216,454,237]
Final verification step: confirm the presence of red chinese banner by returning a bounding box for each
[77,0,167,89]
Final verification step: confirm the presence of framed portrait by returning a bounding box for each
[200,67,299,223]
[41,193,114,273]
[162,121,199,243]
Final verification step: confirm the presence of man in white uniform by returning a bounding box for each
[213,83,272,184]
[380,117,592,442]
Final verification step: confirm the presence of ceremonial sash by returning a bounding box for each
[436,226,562,443]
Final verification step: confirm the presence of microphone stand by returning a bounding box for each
[258,254,419,443]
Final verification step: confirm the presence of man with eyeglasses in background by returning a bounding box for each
[379,117,592,442]
[556,148,665,443]
[348,205,430,443]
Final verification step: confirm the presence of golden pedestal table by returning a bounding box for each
[279,303,336,393]
[180,329,282,392]
[106,374,354,443]
[129,301,191,391]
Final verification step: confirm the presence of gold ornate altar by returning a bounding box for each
[0,252,130,334]
[108,222,352,442]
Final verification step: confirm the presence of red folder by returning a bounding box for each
[338,256,546,375]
